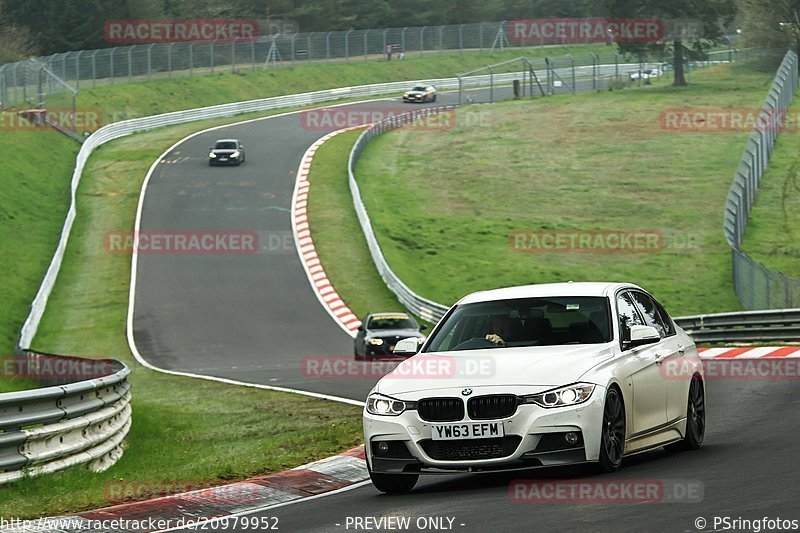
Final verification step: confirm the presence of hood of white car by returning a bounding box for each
[374,344,614,397]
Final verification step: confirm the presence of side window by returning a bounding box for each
[630,292,669,337]
[616,292,644,343]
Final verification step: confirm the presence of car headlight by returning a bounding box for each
[209,153,217,158]
[522,383,595,408]
[366,394,413,416]
[231,151,240,158]
[368,338,384,346]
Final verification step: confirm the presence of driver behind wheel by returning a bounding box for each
[485,315,515,345]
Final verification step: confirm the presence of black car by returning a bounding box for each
[209,139,246,166]
[354,313,427,360]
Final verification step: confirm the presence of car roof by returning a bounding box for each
[457,282,641,305]
[368,312,412,319]
[215,139,240,143]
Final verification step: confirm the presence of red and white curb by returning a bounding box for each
[698,346,800,359]
[2,446,368,533]
[291,127,366,338]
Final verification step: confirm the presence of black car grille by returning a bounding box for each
[417,398,464,422]
[420,436,523,461]
[467,395,519,420]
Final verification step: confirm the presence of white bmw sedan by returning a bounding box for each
[363,282,705,493]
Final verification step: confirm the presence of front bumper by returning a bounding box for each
[403,95,426,103]
[209,156,240,165]
[364,385,606,474]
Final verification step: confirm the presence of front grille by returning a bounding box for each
[420,436,523,461]
[467,395,519,420]
[417,398,464,422]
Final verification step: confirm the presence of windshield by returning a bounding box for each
[214,141,237,150]
[367,315,417,330]
[411,86,428,92]
[424,297,611,352]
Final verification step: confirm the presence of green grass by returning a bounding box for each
[307,129,411,322]
[351,63,776,316]
[741,100,800,279]
[0,128,78,361]
[0,110,361,519]
[45,45,614,120]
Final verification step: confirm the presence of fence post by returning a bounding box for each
[308,34,312,62]
[420,27,426,56]
[364,30,369,60]
[345,29,352,61]
[291,34,297,65]
[232,39,237,72]
[75,50,82,92]
[327,31,333,62]
[147,44,154,79]
[210,40,216,73]
[110,47,115,85]
[251,39,256,71]
[0,65,6,109]
[383,28,389,59]
[439,26,444,53]
[479,24,484,51]
[402,27,407,55]
[459,24,464,53]
[167,43,173,77]
[127,46,133,82]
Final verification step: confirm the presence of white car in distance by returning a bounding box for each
[363,282,705,493]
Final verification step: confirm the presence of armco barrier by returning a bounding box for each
[0,350,131,484]
[349,108,800,343]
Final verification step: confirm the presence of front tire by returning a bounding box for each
[596,387,625,473]
[368,464,418,493]
[666,376,705,452]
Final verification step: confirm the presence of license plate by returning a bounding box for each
[431,421,504,440]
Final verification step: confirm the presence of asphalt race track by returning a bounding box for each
[132,82,594,400]
[255,378,800,532]
[132,86,523,400]
[129,78,800,533]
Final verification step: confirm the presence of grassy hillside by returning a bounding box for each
[353,63,774,316]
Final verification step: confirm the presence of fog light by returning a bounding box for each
[377,441,390,455]
[564,432,579,445]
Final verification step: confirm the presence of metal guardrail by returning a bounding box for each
[674,309,800,343]
[348,108,453,325]
[0,350,131,484]
[724,50,800,309]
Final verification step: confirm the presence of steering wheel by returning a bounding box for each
[452,337,498,351]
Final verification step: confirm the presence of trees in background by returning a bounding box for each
[0,0,612,57]
[605,0,736,85]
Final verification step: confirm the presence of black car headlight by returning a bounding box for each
[366,394,415,416]
[522,383,595,408]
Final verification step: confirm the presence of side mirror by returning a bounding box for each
[626,325,660,347]
[419,324,428,331]
[394,337,420,356]
[357,324,365,332]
